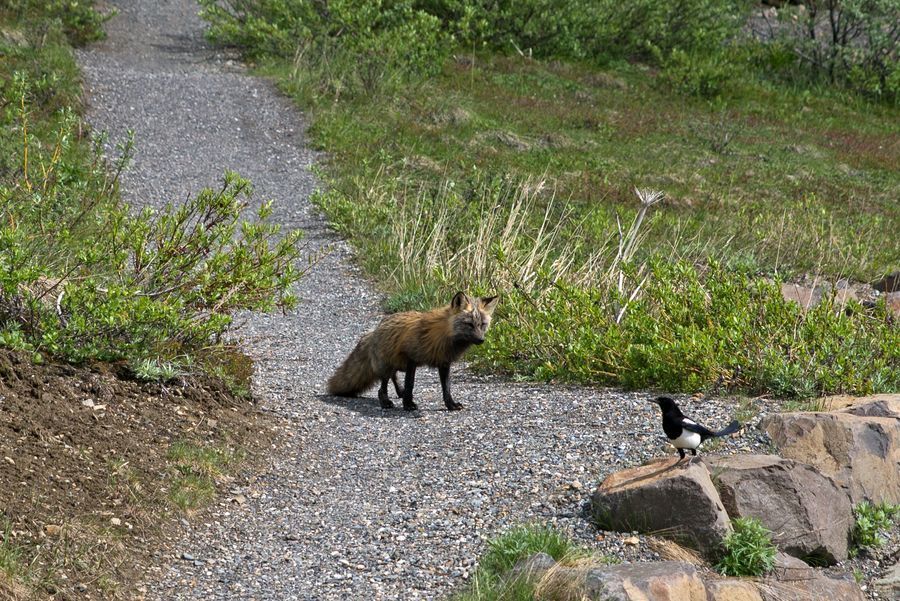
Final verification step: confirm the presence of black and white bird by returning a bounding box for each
[650,396,741,460]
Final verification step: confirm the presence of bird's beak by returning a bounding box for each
[648,398,661,405]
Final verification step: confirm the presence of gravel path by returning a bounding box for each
[76,2,769,599]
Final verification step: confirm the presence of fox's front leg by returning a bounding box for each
[402,361,417,411]
[439,364,462,411]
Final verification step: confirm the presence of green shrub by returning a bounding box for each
[765,0,900,101]
[590,0,750,61]
[200,0,448,98]
[0,76,306,366]
[659,47,736,98]
[851,501,900,552]
[0,0,110,45]
[452,525,588,601]
[716,517,777,577]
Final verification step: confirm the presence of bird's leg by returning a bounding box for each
[677,449,686,461]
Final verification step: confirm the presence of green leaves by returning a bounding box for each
[851,501,900,552]
[1,77,307,367]
[716,517,777,577]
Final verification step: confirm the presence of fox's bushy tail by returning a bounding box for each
[714,420,741,437]
[327,334,378,396]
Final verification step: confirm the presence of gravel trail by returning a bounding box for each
[76,2,764,599]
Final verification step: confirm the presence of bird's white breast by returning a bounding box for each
[672,430,701,450]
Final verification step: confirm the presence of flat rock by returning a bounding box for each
[706,454,851,563]
[761,400,900,504]
[536,561,707,601]
[592,457,731,557]
[705,579,763,601]
[874,559,900,598]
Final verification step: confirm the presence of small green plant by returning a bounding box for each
[851,501,900,552]
[452,524,592,601]
[716,517,777,577]
[0,520,24,580]
[131,358,182,382]
[166,442,241,512]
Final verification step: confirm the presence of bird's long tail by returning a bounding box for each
[714,420,741,437]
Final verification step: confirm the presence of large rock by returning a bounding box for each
[705,579,763,601]
[524,558,707,601]
[512,553,864,601]
[706,454,852,563]
[874,559,900,598]
[761,400,900,504]
[592,457,731,557]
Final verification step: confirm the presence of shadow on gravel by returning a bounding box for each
[317,394,428,419]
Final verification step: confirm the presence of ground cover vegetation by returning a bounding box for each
[201,0,899,399]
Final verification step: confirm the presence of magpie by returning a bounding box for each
[650,396,741,460]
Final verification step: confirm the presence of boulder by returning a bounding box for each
[706,454,852,563]
[512,553,865,601]
[781,282,858,310]
[761,401,900,504]
[874,559,900,598]
[528,558,707,601]
[579,561,707,601]
[820,393,900,415]
[592,457,731,557]
[705,579,763,601]
[886,291,900,318]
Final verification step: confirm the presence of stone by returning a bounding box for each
[781,282,858,310]
[705,579,763,601]
[508,552,557,584]
[536,560,707,601]
[886,291,900,318]
[873,559,900,598]
[592,457,731,557]
[706,454,852,563]
[820,393,900,414]
[761,401,900,504]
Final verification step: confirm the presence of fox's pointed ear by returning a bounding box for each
[450,291,468,311]
[480,295,499,315]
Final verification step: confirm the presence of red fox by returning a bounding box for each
[327,292,499,411]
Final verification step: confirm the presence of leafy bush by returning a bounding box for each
[590,0,750,61]
[0,0,111,45]
[716,517,777,577]
[659,47,737,98]
[200,0,448,97]
[763,0,900,101]
[415,0,597,58]
[1,73,306,366]
[851,501,900,552]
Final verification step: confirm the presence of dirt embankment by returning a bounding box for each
[0,350,272,600]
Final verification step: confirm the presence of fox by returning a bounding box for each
[327,291,499,411]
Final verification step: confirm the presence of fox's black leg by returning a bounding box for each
[378,377,394,409]
[439,364,462,411]
[391,371,404,398]
[402,362,418,411]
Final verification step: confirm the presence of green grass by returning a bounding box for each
[451,525,606,601]
[167,442,243,513]
[276,54,899,281]
[716,517,777,577]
